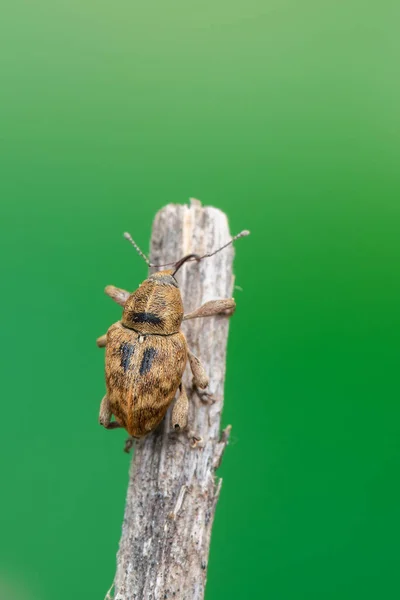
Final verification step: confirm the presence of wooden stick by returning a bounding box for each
[109,199,235,600]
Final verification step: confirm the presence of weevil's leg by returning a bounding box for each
[124,437,135,453]
[105,285,130,307]
[187,348,215,404]
[96,334,107,348]
[183,300,234,403]
[172,384,204,448]
[99,395,111,427]
[187,431,204,449]
[99,395,122,430]
[172,383,189,431]
[104,421,122,429]
[183,298,236,321]
[187,349,209,390]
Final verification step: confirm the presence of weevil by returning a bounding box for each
[96,228,249,450]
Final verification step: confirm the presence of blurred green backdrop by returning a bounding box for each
[1,1,400,599]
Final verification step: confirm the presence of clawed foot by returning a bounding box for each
[100,419,122,430]
[193,386,216,405]
[187,430,204,449]
[124,437,135,453]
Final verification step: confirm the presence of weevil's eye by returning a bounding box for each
[174,423,180,430]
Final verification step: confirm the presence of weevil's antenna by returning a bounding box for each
[123,232,152,266]
[196,229,250,261]
[162,229,250,271]
[124,229,250,271]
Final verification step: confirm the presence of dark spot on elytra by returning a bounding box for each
[139,347,157,375]
[119,342,135,372]
[130,312,163,325]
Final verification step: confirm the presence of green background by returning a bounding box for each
[1,1,399,599]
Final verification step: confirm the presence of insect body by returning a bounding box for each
[104,270,187,438]
[97,229,249,446]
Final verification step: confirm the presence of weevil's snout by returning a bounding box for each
[172,254,201,275]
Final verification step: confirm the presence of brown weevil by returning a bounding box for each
[96,228,249,450]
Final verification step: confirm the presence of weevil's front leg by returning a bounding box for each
[99,395,122,430]
[183,298,236,321]
[105,285,130,307]
[96,334,107,348]
[96,286,130,347]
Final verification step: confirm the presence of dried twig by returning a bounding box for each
[109,199,235,600]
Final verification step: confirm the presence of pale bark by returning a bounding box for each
[108,199,235,600]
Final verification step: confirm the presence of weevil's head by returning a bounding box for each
[120,229,250,335]
[121,269,184,335]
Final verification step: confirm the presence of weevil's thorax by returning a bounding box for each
[121,270,184,335]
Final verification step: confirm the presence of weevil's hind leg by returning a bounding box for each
[99,395,122,430]
[183,298,236,321]
[172,383,189,431]
[96,334,107,347]
[105,285,130,307]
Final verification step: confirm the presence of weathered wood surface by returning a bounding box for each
[110,199,235,600]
